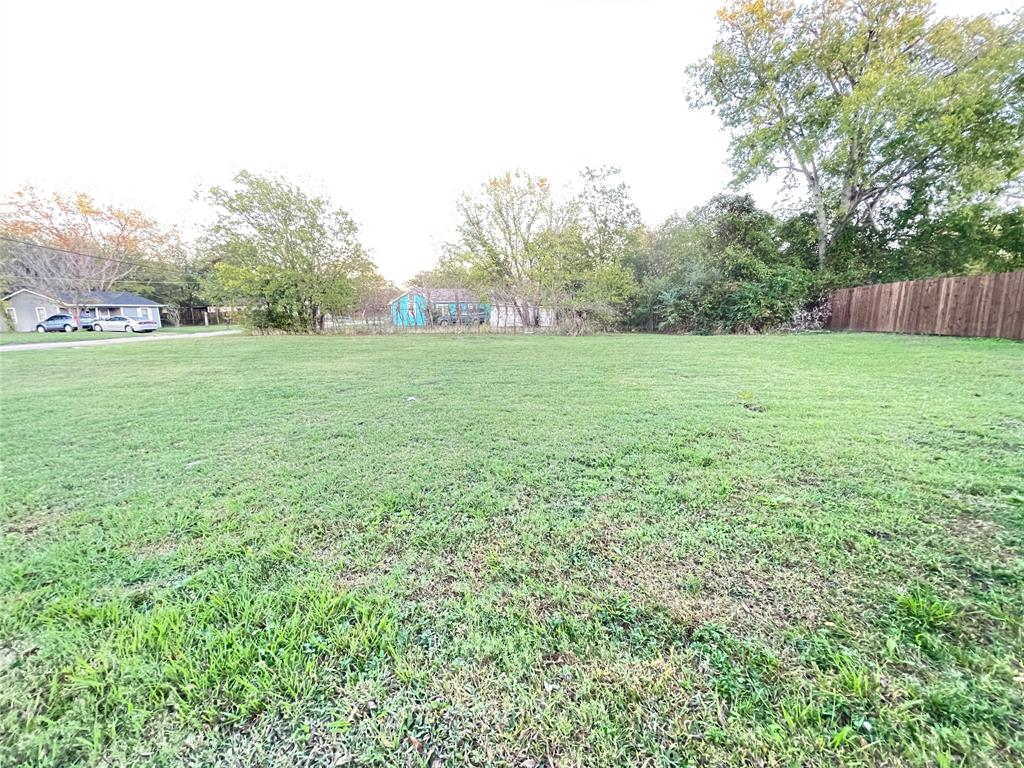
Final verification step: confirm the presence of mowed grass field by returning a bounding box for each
[1,333,1023,767]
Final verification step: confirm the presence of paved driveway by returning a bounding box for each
[0,329,241,352]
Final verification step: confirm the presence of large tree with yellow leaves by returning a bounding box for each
[689,0,1024,270]
[0,186,178,297]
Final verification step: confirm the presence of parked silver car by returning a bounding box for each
[34,313,79,333]
[91,316,158,333]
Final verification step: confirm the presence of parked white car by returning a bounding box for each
[91,316,159,333]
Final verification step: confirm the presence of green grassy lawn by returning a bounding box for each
[0,326,238,346]
[1,334,1022,767]
[153,324,239,335]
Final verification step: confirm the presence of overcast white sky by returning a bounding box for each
[0,0,1010,283]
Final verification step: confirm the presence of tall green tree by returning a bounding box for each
[447,168,641,330]
[119,239,210,325]
[449,171,559,326]
[546,167,641,331]
[575,166,645,266]
[203,171,377,332]
[689,0,1024,269]
[882,200,1024,279]
[629,194,814,333]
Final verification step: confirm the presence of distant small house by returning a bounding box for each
[388,287,557,329]
[389,288,488,327]
[0,289,165,332]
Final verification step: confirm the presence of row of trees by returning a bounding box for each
[420,168,640,332]
[417,0,1023,333]
[3,0,1020,334]
[423,163,1022,335]
[0,174,395,331]
[5,163,1020,335]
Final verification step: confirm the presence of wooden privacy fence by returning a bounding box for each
[828,271,1024,340]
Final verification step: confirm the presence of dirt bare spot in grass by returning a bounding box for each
[174,672,467,768]
[134,535,179,559]
[901,512,1022,585]
[3,508,66,538]
[335,568,380,591]
[0,643,39,678]
[421,647,774,767]
[173,717,355,768]
[945,513,1014,543]
[946,487,1024,519]
[4,518,42,536]
[932,514,1024,606]
[334,553,398,590]
[312,540,342,565]
[403,538,499,606]
[610,547,839,641]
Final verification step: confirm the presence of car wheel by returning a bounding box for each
[63,324,73,332]
[36,325,46,333]
[125,324,133,333]
[93,324,102,332]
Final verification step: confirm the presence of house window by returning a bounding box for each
[136,307,150,321]
[5,307,16,325]
[35,307,46,321]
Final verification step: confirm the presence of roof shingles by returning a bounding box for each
[391,287,482,304]
[54,290,163,307]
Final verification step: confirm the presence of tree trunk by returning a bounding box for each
[812,181,830,271]
[514,298,531,328]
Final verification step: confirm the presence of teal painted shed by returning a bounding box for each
[389,288,489,327]
[390,291,428,327]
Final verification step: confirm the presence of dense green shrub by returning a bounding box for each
[630,195,818,334]
[623,190,1024,334]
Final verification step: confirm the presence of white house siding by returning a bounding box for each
[489,303,555,329]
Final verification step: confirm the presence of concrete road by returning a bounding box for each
[0,329,241,352]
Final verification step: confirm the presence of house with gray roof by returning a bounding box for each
[1,288,164,332]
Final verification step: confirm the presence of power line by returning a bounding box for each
[0,236,187,276]
[0,273,193,287]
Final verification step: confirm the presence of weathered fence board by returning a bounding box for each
[828,271,1024,340]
